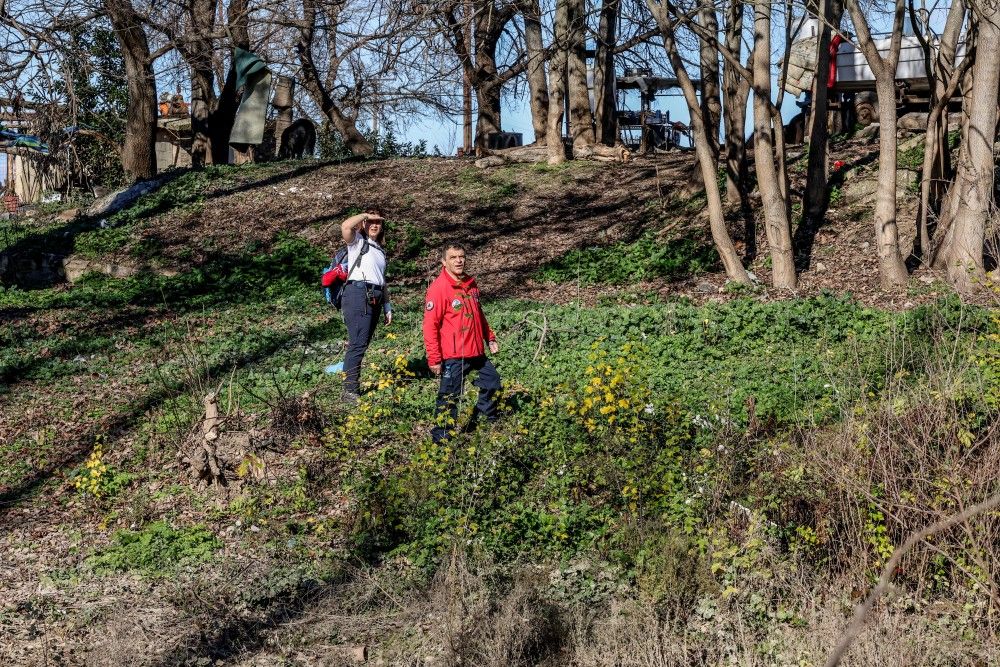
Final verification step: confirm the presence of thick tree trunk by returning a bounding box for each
[474,82,502,150]
[523,0,549,144]
[698,0,722,157]
[753,0,796,289]
[547,1,569,164]
[722,0,749,209]
[934,6,999,290]
[184,0,217,167]
[647,0,750,284]
[473,18,503,152]
[593,0,619,146]
[566,0,595,150]
[104,0,157,181]
[846,0,908,287]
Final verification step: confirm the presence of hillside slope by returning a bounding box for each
[1,142,998,666]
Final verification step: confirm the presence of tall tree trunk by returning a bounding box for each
[522,0,549,144]
[846,0,908,287]
[566,0,595,150]
[296,0,372,156]
[799,0,844,260]
[547,0,569,164]
[185,0,218,167]
[934,10,999,290]
[104,0,157,181]
[914,0,964,259]
[722,0,749,210]
[593,0,619,146]
[647,0,750,284]
[698,0,722,157]
[210,0,249,164]
[752,0,796,288]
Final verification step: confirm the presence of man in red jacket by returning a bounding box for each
[423,242,501,442]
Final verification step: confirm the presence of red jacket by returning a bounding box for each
[423,268,496,366]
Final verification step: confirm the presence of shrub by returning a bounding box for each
[86,521,221,575]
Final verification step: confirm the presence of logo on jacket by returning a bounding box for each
[451,299,463,310]
[426,301,434,310]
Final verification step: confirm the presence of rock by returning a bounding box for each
[858,123,880,140]
[843,169,918,205]
[844,178,878,205]
[55,208,80,221]
[62,257,139,282]
[898,134,925,154]
[86,171,179,219]
[816,262,827,272]
[897,112,928,131]
[695,281,717,294]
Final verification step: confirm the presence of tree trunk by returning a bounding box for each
[934,7,999,290]
[547,1,569,164]
[698,0,722,157]
[914,0,964,259]
[593,0,619,146]
[846,0,908,287]
[474,82,502,150]
[800,0,844,254]
[566,0,595,150]
[722,0,750,210]
[523,0,549,144]
[183,0,218,167]
[752,0,796,288]
[647,0,750,284]
[104,0,157,181]
[473,13,503,153]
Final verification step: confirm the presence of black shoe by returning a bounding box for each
[342,390,361,405]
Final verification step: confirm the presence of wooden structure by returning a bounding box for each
[615,70,697,152]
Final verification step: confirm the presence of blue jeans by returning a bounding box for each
[432,356,501,442]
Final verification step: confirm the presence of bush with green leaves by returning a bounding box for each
[86,521,221,575]
[537,234,719,285]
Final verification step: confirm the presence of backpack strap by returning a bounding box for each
[346,233,370,281]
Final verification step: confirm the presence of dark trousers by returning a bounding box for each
[342,282,382,394]
[433,356,501,442]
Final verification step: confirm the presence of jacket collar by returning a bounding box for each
[440,267,474,288]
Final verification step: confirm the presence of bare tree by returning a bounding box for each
[797,0,844,265]
[721,0,750,211]
[912,0,965,260]
[103,0,158,180]
[751,0,796,288]
[521,0,550,144]
[646,0,751,284]
[593,0,620,146]
[933,1,997,290]
[844,0,909,287]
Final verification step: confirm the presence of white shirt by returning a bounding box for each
[346,233,386,286]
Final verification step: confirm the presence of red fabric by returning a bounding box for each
[423,268,496,366]
[828,34,844,89]
[321,264,347,287]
